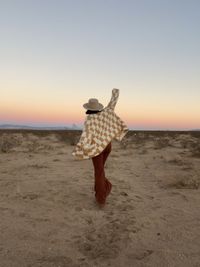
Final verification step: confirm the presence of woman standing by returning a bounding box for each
[72,88,128,206]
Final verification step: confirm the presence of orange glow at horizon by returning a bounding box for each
[1,106,199,130]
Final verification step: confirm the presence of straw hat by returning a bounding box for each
[83,98,104,111]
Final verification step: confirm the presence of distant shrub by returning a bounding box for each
[180,139,197,149]
[167,176,200,189]
[56,132,80,146]
[28,140,38,152]
[69,135,79,146]
[190,144,200,158]
[0,135,20,153]
[128,133,147,148]
[1,139,13,153]
[120,137,129,149]
[154,137,170,149]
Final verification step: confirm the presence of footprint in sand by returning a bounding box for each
[22,193,39,200]
[127,249,154,260]
[120,191,128,196]
[75,206,82,212]
[35,255,77,267]
[134,195,143,202]
[77,213,137,261]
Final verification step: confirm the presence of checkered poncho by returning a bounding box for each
[72,88,129,160]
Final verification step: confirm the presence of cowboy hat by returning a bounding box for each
[83,98,104,111]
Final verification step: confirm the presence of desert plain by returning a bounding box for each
[0,129,200,267]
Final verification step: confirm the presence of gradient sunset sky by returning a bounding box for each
[0,0,200,130]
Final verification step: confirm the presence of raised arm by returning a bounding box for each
[106,88,120,110]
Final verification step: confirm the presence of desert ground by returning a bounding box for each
[0,129,200,267]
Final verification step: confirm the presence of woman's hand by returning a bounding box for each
[106,88,120,110]
[112,88,119,93]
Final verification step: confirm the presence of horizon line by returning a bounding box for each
[0,123,199,132]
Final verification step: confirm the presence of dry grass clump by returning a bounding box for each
[180,138,198,149]
[167,157,184,166]
[28,140,39,153]
[154,137,170,149]
[0,139,13,153]
[0,134,21,153]
[179,136,200,157]
[167,175,200,189]
[120,137,130,149]
[56,132,80,146]
[129,132,148,148]
[26,140,52,153]
[190,144,200,158]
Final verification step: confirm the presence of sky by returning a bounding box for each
[0,0,200,130]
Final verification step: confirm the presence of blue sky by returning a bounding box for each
[0,0,200,130]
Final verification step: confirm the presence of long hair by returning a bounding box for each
[86,110,101,114]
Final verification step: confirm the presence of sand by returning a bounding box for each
[0,130,200,267]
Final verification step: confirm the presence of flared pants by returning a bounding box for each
[92,142,112,205]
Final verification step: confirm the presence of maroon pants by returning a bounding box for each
[92,142,112,205]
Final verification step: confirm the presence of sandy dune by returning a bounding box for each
[0,130,200,267]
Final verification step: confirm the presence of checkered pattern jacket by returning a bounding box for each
[72,88,129,160]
